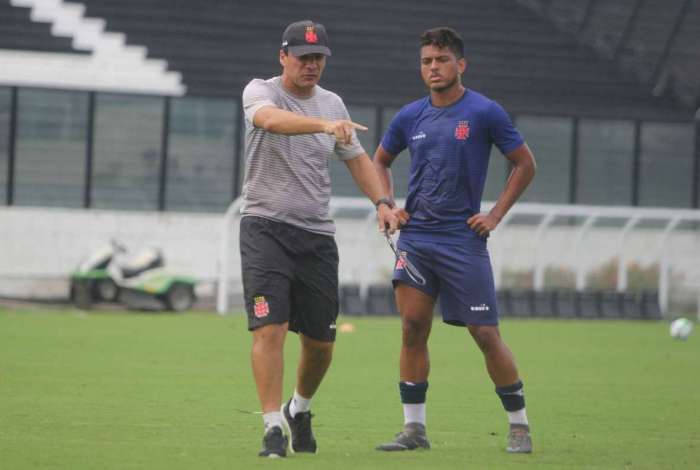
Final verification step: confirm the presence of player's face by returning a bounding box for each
[420,45,466,92]
[280,50,326,94]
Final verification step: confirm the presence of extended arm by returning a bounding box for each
[253,105,366,145]
[467,143,536,236]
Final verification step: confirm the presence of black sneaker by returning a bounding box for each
[376,422,431,451]
[258,426,287,458]
[281,399,317,453]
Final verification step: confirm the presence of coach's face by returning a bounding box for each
[280,50,326,95]
[420,45,466,92]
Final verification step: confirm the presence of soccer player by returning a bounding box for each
[240,20,398,458]
[373,27,537,453]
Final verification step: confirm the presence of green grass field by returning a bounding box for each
[1,307,699,469]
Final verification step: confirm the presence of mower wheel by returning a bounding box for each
[164,283,195,312]
[96,278,119,302]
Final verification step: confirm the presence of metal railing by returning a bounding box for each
[217,198,700,316]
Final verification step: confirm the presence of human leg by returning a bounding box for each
[376,282,435,451]
[432,239,532,453]
[279,228,340,453]
[468,324,531,453]
[240,216,295,457]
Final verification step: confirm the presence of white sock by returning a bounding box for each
[403,403,426,426]
[289,389,311,417]
[507,408,529,426]
[263,411,283,431]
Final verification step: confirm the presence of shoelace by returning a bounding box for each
[508,431,528,445]
[294,412,313,440]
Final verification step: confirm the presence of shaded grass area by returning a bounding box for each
[1,308,699,469]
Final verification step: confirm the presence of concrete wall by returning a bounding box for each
[1,206,699,313]
[0,206,220,299]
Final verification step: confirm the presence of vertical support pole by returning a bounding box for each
[632,120,642,206]
[158,97,171,211]
[232,105,244,200]
[533,212,556,291]
[570,117,579,204]
[658,217,681,315]
[84,92,96,208]
[574,215,598,291]
[616,216,640,292]
[6,87,18,206]
[217,198,244,315]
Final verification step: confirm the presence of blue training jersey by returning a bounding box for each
[381,89,524,244]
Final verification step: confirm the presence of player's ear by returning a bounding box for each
[459,57,467,74]
[279,49,287,67]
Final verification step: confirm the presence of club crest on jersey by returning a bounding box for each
[305,26,318,43]
[455,120,470,140]
[253,295,270,318]
[395,252,408,270]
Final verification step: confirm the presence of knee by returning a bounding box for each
[469,326,501,353]
[252,324,286,351]
[402,316,430,348]
[302,337,334,364]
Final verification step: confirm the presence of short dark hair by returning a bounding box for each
[420,27,464,59]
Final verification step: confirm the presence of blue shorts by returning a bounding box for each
[392,237,499,326]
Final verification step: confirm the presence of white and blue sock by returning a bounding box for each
[263,411,283,431]
[400,381,428,426]
[289,389,311,417]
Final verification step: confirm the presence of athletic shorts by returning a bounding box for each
[240,215,339,342]
[392,237,499,326]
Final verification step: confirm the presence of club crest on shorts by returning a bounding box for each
[395,251,408,270]
[253,295,270,318]
[454,120,470,140]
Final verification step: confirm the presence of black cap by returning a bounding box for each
[281,20,331,57]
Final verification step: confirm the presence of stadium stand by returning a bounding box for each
[74,0,692,119]
[516,0,699,114]
[0,1,80,53]
[663,0,700,108]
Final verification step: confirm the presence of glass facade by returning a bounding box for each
[577,119,635,205]
[14,89,88,208]
[0,86,697,212]
[379,107,410,199]
[639,122,695,207]
[329,104,378,197]
[92,94,163,210]
[167,97,237,212]
[516,115,574,203]
[483,146,509,202]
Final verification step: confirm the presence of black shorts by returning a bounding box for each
[240,215,339,342]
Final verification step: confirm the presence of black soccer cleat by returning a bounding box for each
[281,399,317,453]
[258,426,287,458]
[376,422,431,451]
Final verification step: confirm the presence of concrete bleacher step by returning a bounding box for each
[5,0,686,115]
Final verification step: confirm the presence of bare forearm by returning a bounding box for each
[373,159,395,202]
[372,145,397,203]
[490,159,535,221]
[345,154,388,203]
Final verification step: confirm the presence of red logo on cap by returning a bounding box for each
[305,26,318,44]
[455,121,470,140]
